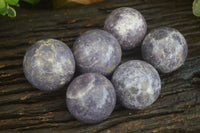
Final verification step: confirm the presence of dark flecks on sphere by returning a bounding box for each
[142,27,188,73]
[154,29,168,40]
[66,73,116,124]
[104,7,147,50]
[23,39,75,91]
[112,60,161,109]
[73,29,122,76]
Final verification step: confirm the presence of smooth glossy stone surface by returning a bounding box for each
[73,29,122,76]
[104,7,147,50]
[112,60,161,109]
[66,73,116,124]
[142,27,188,73]
[23,39,75,91]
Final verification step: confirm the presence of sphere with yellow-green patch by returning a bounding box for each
[23,39,75,91]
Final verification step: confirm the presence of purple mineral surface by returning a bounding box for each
[23,39,75,91]
[112,60,161,109]
[73,29,122,76]
[66,73,116,124]
[104,7,147,50]
[142,27,188,73]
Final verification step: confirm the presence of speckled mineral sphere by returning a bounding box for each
[66,73,116,124]
[104,7,147,50]
[112,60,161,109]
[23,39,75,91]
[73,29,122,76]
[142,27,188,73]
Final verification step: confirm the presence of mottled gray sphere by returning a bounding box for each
[73,29,122,76]
[104,7,147,50]
[142,27,188,73]
[112,60,161,109]
[66,73,116,124]
[23,39,75,91]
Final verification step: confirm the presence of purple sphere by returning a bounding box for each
[23,39,75,91]
[66,73,116,124]
[104,7,147,50]
[142,27,188,73]
[112,60,161,109]
[73,29,122,76]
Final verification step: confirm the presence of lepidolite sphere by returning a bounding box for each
[142,27,188,73]
[104,7,147,50]
[66,73,116,124]
[73,29,122,76]
[112,60,161,109]
[23,39,75,91]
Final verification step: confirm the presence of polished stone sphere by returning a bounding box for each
[66,73,116,123]
[23,39,75,91]
[104,7,147,50]
[142,27,188,73]
[73,29,122,76]
[112,60,161,109]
